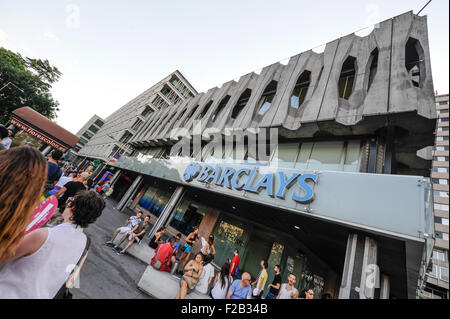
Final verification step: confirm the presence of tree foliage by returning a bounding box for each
[0,47,62,125]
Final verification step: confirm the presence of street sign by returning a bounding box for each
[93,160,100,167]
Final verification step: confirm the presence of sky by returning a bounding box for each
[0,0,448,134]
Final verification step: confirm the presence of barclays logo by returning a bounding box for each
[183,163,318,204]
[183,163,202,182]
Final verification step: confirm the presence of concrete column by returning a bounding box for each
[194,208,221,253]
[380,274,390,299]
[42,145,52,156]
[339,233,379,299]
[109,169,122,187]
[147,186,185,240]
[116,175,143,211]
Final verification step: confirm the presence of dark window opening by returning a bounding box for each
[197,101,213,120]
[88,125,99,134]
[367,48,378,91]
[141,105,153,117]
[211,95,231,122]
[290,71,311,109]
[183,105,199,126]
[119,131,133,143]
[405,37,424,88]
[231,89,252,119]
[338,56,357,99]
[131,119,143,131]
[257,80,278,116]
[94,119,104,127]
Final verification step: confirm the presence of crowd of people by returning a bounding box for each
[145,223,321,299]
[0,143,107,298]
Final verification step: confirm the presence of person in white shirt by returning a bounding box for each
[0,191,105,298]
[211,262,233,299]
[54,173,75,191]
[195,254,215,295]
[0,129,13,149]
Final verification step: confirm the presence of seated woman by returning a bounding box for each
[148,227,166,249]
[175,253,203,299]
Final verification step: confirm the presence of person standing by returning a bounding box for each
[211,262,232,299]
[229,249,240,278]
[54,172,89,208]
[0,125,9,151]
[0,128,13,149]
[0,191,105,298]
[45,150,63,193]
[277,273,299,299]
[178,227,199,273]
[226,272,252,299]
[200,234,216,260]
[265,264,282,299]
[251,259,268,299]
[0,147,48,262]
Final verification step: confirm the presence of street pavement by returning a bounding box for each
[71,199,153,299]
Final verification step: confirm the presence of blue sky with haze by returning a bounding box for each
[0,0,448,133]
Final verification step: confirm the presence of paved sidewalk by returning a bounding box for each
[71,199,153,299]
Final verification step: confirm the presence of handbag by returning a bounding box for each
[152,246,162,270]
[53,236,90,299]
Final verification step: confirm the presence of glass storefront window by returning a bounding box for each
[344,140,361,172]
[304,141,344,171]
[169,201,205,236]
[273,143,300,168]
[138,186,171,217]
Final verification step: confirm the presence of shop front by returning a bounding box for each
[111,155,434,299]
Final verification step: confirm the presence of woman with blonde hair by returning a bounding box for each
[0,146,47,260]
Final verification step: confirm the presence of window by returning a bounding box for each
[88,125,99,134]
[231,89,251,119]
[141,105,153,117]
[439,101,448,106]
[183,105,198,126]
[82,131,94,140]
[434,204,449,212]
[405,38,425,88]
[338,56,357,99]
[366,48,378,91]
[94,119,104,127]
[433,250,446,262]
[435,232,449,240]
[257,80,277,116]
[290,71,311,109]
[211,95,231,122]
[197,101,213,120]
[119,131,133,144]
[73,145,81,152]
[442,218,449,226]
[78,137,88,146]
[274,143,300,168]
[131,119,143,131]
[429,264,438,278]
[440,267,449,282]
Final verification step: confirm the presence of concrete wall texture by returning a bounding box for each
[131,11,436,147]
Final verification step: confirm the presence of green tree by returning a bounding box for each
[0,47,62,125]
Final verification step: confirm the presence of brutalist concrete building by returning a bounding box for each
[105,12,437,299]
[75,70,197,171]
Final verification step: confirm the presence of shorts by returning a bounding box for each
[119,226,132,234]
[128,233,142,243]
[183,243,193,253]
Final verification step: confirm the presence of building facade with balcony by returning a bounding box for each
[102,12,437,299]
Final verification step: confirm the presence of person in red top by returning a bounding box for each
[150,237,177,273]
[229,249,240,278]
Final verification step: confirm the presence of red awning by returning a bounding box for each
[11,107,79,152]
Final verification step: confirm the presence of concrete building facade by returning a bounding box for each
[75,70,197,170]
[103,12,437,299]
[420,93,449,299]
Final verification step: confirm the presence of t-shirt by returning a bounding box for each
[47,162,62,183]
[230,255,240,276]
[151,243,174,267]
[127,216,141,228]
[269,274,282,295]
[195,263,215,294]
[55,176,74,189]
[166,239,180,252]
[256,268,268,291]
[1,137,12,149]
[228,279,252,299]
[58,181,86,207]
[134,222,150,238]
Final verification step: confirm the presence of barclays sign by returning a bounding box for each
[183,163,318,203]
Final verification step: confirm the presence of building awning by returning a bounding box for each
[10,107,79,153]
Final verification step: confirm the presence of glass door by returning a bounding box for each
[213,217,249,271]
